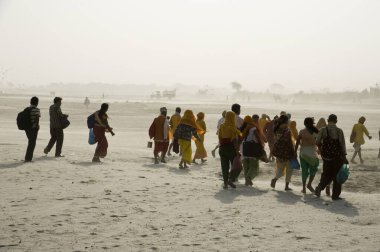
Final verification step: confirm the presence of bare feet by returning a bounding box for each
[211,150,216,158]
[307,184,315,193]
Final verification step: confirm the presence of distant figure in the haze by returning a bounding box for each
[173,110,201,169]
[84,97,90,110]
[167,107,182,156]
[24,96,41,162]
[149,107,170,164]
[192,112,207,164]
[211,110,226,158]
[92,103,115,162]
[44,97,68,157]
[350,116,372,164]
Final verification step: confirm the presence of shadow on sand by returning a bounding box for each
[214,185,269,204]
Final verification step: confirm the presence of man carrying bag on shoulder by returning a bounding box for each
[44,97,69,157]
[314,114,348,200]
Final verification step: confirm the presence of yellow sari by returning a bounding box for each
[194,112,207,159]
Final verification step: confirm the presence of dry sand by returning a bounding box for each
[0,94,379,251]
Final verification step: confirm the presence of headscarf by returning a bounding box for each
[304,117,319,134]
[197,112,205,121]
[316,117,327,130]
[241,115,265,144]
[196,112,206,134]
[219,111,241,141]
[358,116,366,124]
[180,110,204,134]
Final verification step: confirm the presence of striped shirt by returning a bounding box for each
[49,104,64,128]
[29,105,41,129]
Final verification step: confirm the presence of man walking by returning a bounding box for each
[167,107,181,156]
[314,114,348,200]
[44,97,68,157]
[149,107,170,164]
[25,96,41,162]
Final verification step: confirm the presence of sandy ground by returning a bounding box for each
[0,94,379,251]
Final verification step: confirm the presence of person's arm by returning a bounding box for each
[339,129,346,155]
[363,125,372,139]
[294,134,302,153]
[192,128,201,141]
[316,128,323,151]
[233,137,240,155]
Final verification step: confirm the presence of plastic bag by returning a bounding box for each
[290,158,300,170]
[336,164,350,184]
[88,129,96,145]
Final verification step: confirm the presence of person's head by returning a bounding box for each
[182,110,195,122]
[175,107,181,113]
[327,114,337,124]
[53,97,62,105]
[224,111,236,126]
[222,110,227,118]
[100,103,109,112]
[273,115,279,120]
[304,117,314,127]
[231,103,241,115]
[197,112,205,121]
[261,114,267,119]
[358,116,366,124]
[280,111,287,116]
[30,96,39,106]
[274,114,289,133]
[316,117,327,129]
[160,107,167,116]
[252,114,259,123]
[287,113,292,120]
[304,117,318,134]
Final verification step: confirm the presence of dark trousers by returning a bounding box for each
[46,128,64,156]
[317,158,343,198]
[25,128,39,161]
[219,145,237,184]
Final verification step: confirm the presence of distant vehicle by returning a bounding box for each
[150,91,161,99]
[162,89,176,99]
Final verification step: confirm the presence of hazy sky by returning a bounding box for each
[0,0,379,91]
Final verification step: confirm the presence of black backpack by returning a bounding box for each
[17,107,32,130]
[320,128,342,159]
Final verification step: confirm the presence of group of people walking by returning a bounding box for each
[20,96,378,201]
[20,96,114,163]
[149,107,207,168]
[148,103,377,201]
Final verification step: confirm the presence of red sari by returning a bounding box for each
[93,125,108,158]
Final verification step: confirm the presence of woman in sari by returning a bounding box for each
[192,112,207,164]
[271,115,295,191]
[295,117,319,193]
[174,110,201,169]
[240,116,266,186]
[92,103,115,162]
[219,111,241,189]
